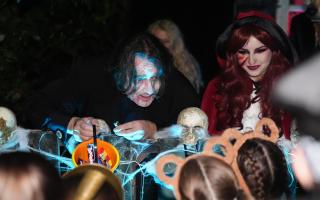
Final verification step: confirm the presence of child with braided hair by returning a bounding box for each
[218,118,294,200]
[237,138,289,200]
[156,118,293,199]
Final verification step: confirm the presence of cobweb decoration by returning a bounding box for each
[101,130,204,200]
[100,135,158,200]
[0,128,74,172]
[0,125,204,200]
[277,137,297,198]
[101,123,208,200]
[0,127,29,151]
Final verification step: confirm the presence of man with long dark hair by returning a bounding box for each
[27,32,199,143]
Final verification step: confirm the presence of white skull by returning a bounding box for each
[177,107,208,145]
[0,107,17,144]
[0,107,17,129]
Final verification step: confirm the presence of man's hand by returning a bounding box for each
[114,120,157,140]
[70,117,100,141]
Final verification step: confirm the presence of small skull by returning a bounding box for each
[0,107,17,144]
[177,107,208,145]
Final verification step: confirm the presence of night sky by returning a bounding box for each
[1,0,235,122]
[129,0,235,86]
[14,0,235,88]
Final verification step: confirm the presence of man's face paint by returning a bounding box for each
[236,36,272,81]
[127,53,163,107]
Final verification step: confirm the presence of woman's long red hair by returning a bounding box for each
[216,25,291,132]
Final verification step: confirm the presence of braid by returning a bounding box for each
[238,139,289,199]
[239,143,268,200]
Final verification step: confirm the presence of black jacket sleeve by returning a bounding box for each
[26,56,112,130]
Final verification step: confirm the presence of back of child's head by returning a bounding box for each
[0,151,61,200]
[62,164,123,200]
[237,138,288,200]
[179,155,245,200]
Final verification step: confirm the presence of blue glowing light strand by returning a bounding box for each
[113,141,149,200]
[37,130,75,170]
[28,146,74,169]
[120,148,197,188]
[283,149,297,197]
[111,138,152,199]
[0,128,74,171]
[277,139,297,198]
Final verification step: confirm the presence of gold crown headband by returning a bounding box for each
[156,118,280,200]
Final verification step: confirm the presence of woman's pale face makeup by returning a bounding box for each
[237,36,272,81]
[127,54,161,107]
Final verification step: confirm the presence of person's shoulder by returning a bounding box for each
[167,68,191,85]
[201,77,222,102]
[68,55,116,92]
[166,68,198,93]
[164,67,199,101]
[167,67,183,77]
[206,77,221,90]
[71,55,109,73]
[292,5,317,23]
[291,12,310,24]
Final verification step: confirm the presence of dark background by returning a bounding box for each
[129,0,234,85]
[0,0,234,125]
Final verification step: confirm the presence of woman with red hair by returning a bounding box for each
[202,14,297,138]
